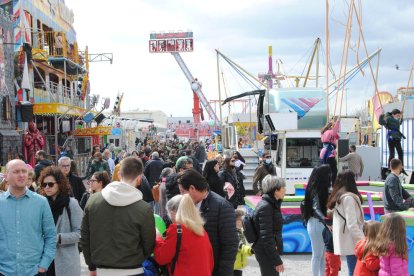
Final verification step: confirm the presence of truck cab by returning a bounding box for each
[261,87,327,194]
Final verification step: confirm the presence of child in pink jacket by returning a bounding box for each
[320,118,340,185]
[374,213,409,276]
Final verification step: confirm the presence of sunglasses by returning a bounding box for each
[88,179,99,184]
[42,182,56,188]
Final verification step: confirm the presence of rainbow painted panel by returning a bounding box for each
[263,88,327,129]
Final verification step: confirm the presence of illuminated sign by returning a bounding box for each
[150,32,193,39]
[149,31,193,53]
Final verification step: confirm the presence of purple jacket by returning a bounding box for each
[378,244,409,276]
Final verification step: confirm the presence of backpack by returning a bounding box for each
[242,213,258,244]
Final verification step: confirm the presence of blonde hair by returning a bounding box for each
[28,170,35,180]
[0,179,8,191]
[362,221,381,261]
[175,194,205,236]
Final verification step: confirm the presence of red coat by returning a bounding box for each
[154,223,214,276]
[354,238,380,276]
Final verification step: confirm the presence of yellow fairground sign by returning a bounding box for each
[74,126,112,136]
[33,103,86,117]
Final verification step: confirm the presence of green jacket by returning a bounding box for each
[81,182,155,270]
[85,160,111,179]
[379,112,403,140]
[234,229,253,270]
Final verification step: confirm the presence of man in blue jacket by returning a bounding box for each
[0,159,56,275]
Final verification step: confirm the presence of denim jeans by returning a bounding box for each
[307,217,326,276]
[346,255,357,276]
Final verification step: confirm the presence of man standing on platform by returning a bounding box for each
[339,145,364,180]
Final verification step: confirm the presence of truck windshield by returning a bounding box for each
[286,138,322,168]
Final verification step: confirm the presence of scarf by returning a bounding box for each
[47,194,70,225]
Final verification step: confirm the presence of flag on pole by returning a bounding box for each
[21,53,31,95]
[14,79,23,102]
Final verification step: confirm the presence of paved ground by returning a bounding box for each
[81,253,350,275]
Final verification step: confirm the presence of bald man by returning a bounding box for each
[0,159,56,275]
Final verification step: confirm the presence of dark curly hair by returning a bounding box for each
[37,166,71,197]
[92,171,111,188]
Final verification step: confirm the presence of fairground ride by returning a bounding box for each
[149,31,220,139]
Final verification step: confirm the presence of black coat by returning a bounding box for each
[219,169,245,208]
[165,173,180,201]
[140,175,154,203]
[206,173,225,197]
[194,144,206,163]
[253,194,283,266]
[187,156,202,174]
[200,191,238,276]
[34,159,54,181]
[68,173,86,203]
[144,158,164,187]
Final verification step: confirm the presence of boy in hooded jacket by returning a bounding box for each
[234,209,253,276]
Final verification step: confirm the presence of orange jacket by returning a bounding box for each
[354,238,380,276]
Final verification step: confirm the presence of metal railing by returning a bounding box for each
[33,81,84,108]
[34,30,80,65]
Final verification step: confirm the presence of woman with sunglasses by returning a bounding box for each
[80,171,111,210]
[38,166,83,276]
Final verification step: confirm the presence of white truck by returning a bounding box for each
[261,87,327,194]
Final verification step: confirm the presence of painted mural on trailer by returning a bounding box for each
[264,88,327,130]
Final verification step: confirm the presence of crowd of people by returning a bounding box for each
[0,124,412,276]
[300,116,412,276]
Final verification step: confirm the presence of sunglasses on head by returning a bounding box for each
[42,182,56,188]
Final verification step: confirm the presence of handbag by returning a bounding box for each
[144,224,182,276]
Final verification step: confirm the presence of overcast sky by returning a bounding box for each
[64,0,414,118]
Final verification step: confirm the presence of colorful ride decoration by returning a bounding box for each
[264,88,327,129]
[74,126,112,136]
[245,183,386,253]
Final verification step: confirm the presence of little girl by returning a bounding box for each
[354,221,381,276]
[374,213,409,276]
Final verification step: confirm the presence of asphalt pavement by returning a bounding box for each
[80,253,351,275]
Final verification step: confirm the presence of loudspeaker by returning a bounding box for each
[20,102,34,122]
[337,139,349,158]
[94,114,106,124]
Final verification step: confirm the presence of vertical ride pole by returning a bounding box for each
[326,0,330,121]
